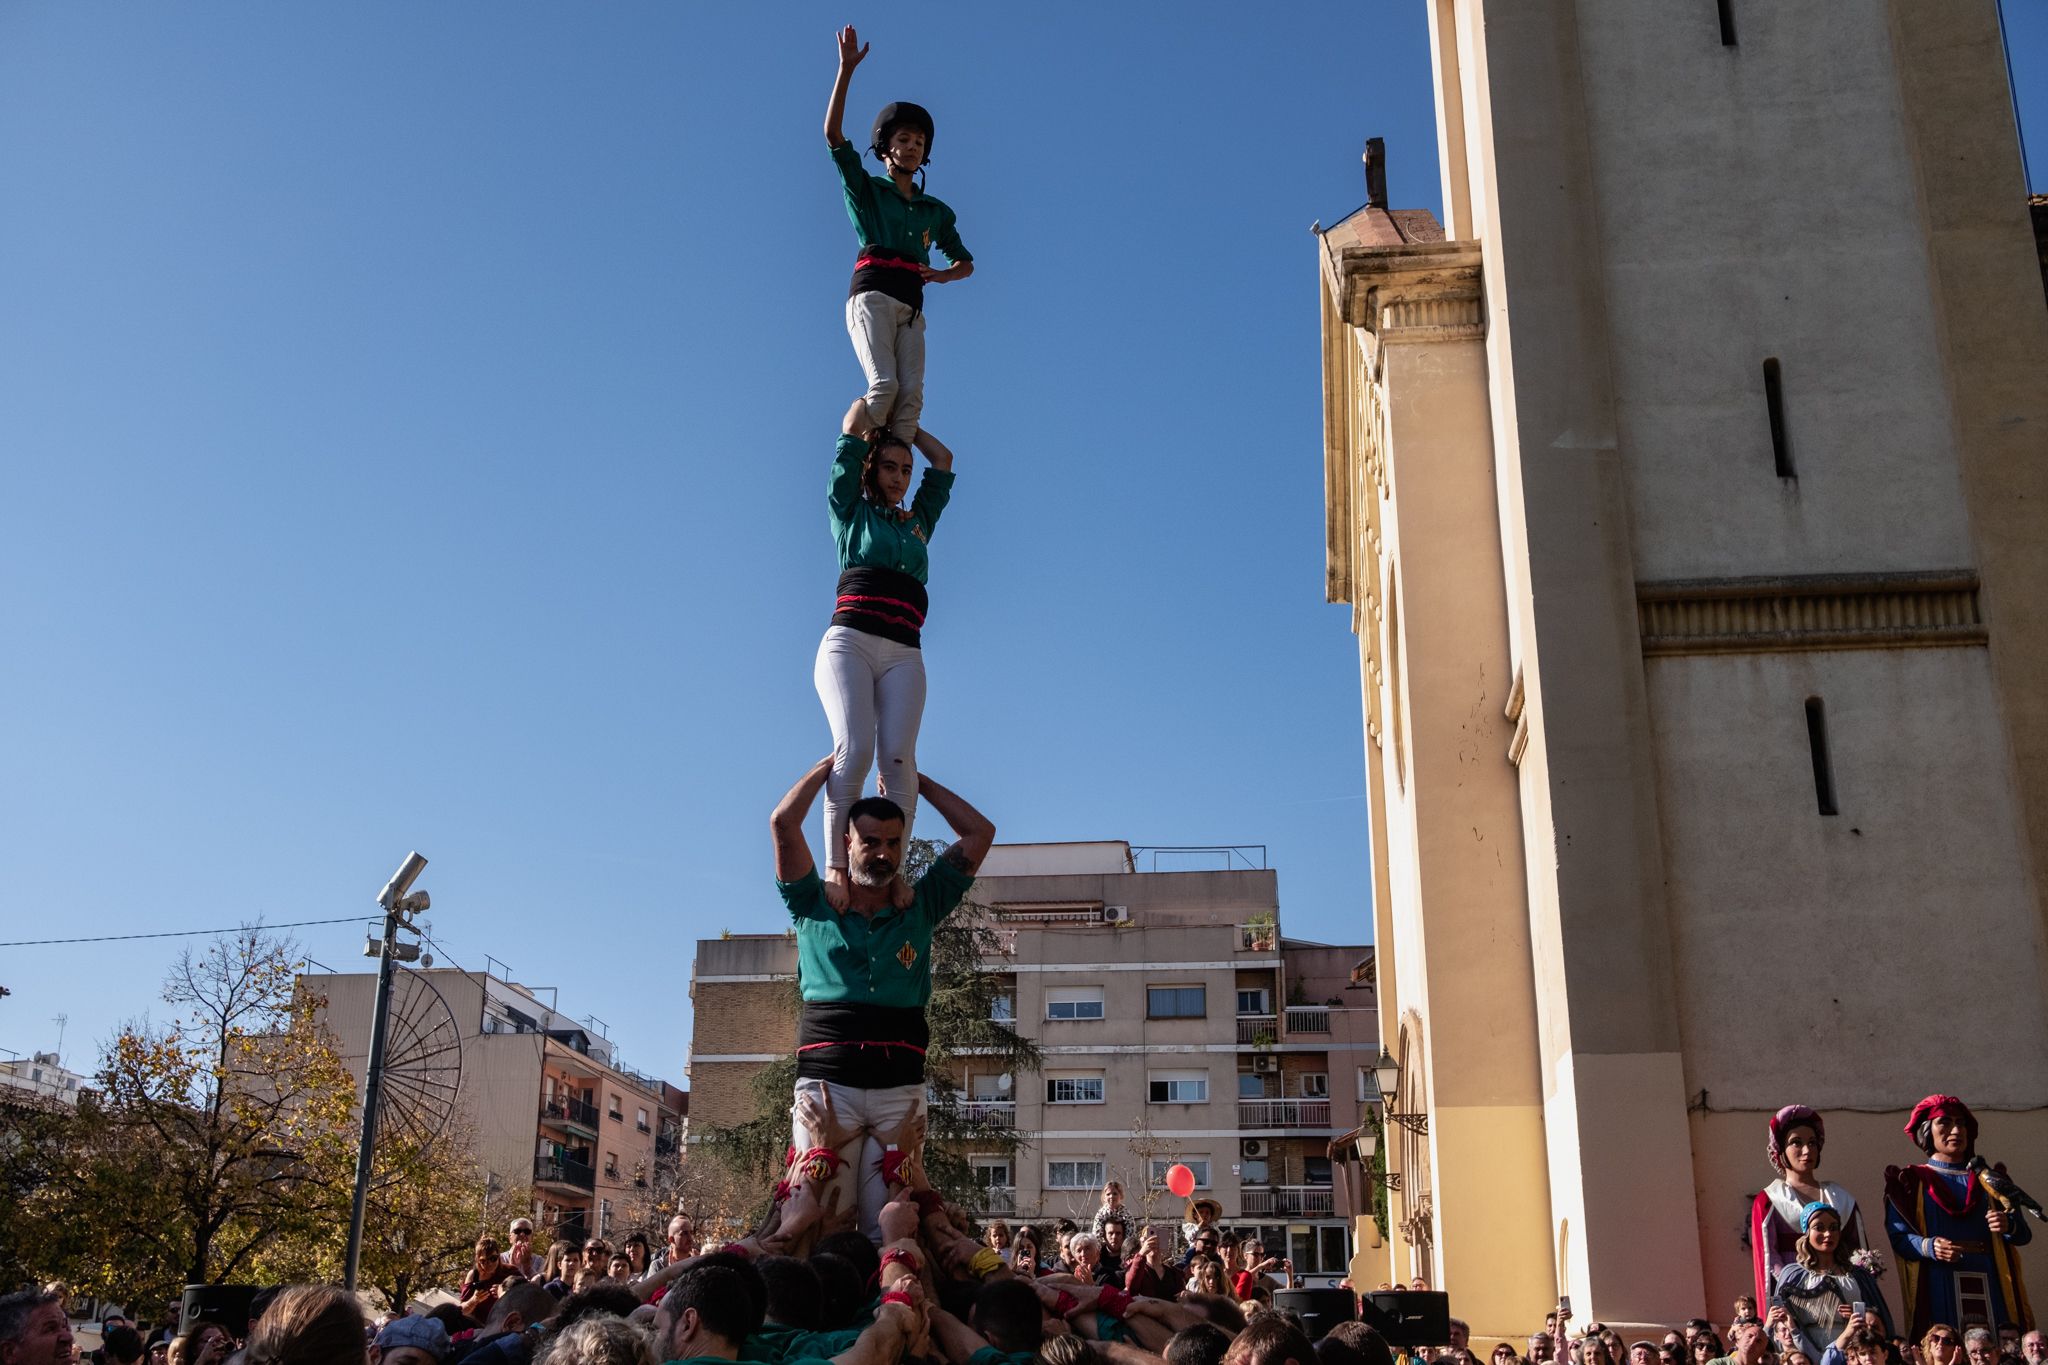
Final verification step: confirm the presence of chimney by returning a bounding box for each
[1363,137,1387,209]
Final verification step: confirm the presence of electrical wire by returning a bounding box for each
[0,916,375,948]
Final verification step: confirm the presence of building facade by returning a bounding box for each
[0,1050,88,1106]
[307,968,686,1243]
[1317,0,2048,1337]
[687,841,1379,1285]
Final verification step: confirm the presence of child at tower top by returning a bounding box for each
[823,24,973,450]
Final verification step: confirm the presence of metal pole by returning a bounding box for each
[343,902,401,1290]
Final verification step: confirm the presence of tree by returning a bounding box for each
[16,928,358,1304]
[699,839,1040,1221]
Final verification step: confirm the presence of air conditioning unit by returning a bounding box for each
[1103,905,1131,924]
[1252,1055,1280,1074]
[1241,1139,1268,1159]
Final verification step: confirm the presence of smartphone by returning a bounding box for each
[1559,1297,1573,1319]
[1852,1303,1866,1318]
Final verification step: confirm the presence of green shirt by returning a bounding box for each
[739,1326,863,1365]
[779,856,974,1007]
[829,435,953,583]
[830,141,971,266]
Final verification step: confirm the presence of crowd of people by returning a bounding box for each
[0,1179,1401,1365]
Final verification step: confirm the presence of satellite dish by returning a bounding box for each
[997,1073,1012,1092]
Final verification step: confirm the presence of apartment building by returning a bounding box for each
[307,967,686,1243]
[0,1050,88,1106]
[687,841,1377,1284]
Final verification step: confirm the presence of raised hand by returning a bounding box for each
[836,26,869,70]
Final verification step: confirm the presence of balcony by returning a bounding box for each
[535,1156,596,1192]
[655,1132,680,1159]
[962,1100,1016,1128]
[1237,923,1279,952]
[1239,1185,1336,1217]
[1236,1015,1279,1046]
[1284,1006,1331,1035]
[1238,1098,1332,1129]
[541,1096,601,1132]
[970,1186,1016,1216]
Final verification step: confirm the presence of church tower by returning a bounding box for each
[1319,0,2048,1334]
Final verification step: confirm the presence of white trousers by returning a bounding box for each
[792,1077,924,1245]
[814,625,924,869]
[846,291,926,443]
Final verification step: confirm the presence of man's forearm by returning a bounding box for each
[773,757,833,879]
[917,773,994,871]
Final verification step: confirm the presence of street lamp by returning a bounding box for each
[1349,1118,1401,1191]
[1371,1046,1429,1135]
[344,851,430,1290]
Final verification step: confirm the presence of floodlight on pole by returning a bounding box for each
[344,851,428,1290]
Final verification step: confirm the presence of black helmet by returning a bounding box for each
[871,101,934,163]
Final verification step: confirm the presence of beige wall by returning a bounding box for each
[1323,0,2048,1333]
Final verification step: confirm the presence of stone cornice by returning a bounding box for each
[1320,239,1486,344]
[1636,570,1986,655]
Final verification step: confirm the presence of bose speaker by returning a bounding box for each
[1359,1290,1451,1348]
[1272,1288,1359,1343]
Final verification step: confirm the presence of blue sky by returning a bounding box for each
[3,4,2043,1087]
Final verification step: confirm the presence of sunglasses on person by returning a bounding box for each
[1930,1339,1956,1348]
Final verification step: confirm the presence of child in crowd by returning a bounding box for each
[822,25,973,451]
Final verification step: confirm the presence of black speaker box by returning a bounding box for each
[1273,1287,1360,1343]
[178,1286,258,1339]
[1359,1290,1450,1348]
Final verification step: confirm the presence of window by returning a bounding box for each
[1240,1158,1270,1185]
[1147,985,1207,1019]
[1300,1073,1328,1098]
[1046,1074,1105,1104]
[968,1073,1011,1101]
[636,1107,650,1132]
[1239,1073,1269,1098]
[599,1198,613,1236]
[971,1157,1012,1188]
[605,1151,620,1178]
[1303,1157,1334,1186]
[1150,1157,1212,1189]
[1047,1159,1106,1189]
[1806,697,1838,816]
[608,1093,623,1121]
[1148,1071,1210,1103]
[1765,358,1794,478]
[990,992,1016,1023]
[1046,986,1105,1021]
[1236,989,1272,1016]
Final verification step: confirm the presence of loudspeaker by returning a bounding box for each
[1273,1288,1359,1343]
[1359,1290,1450,1348]
[179,1286,258,1339]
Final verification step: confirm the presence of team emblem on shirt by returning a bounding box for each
[897,940,918,969]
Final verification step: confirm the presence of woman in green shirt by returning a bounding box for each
[815,398,956,909]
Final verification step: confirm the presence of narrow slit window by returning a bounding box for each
[1764,358,1794,478]
[1717,0,1737,46]
[1805,697,1838,816]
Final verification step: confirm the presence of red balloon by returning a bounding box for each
[1165,1163,1196,1198]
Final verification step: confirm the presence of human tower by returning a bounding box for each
[759,25,995,1249]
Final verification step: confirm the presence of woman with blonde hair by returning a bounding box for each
[537,1316,654,1365]
[243,1287,367,1365]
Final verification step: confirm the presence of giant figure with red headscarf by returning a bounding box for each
[1885,1094,2034,1338]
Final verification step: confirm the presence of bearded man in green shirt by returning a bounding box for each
[770,754,995,1244]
